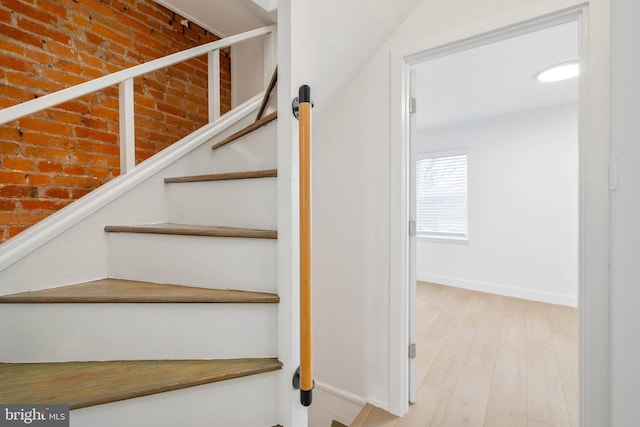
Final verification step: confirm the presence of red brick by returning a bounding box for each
[22,133,75,148]
[70,153,102,167]
[0,39,24,55]
[27,174,51,185]
[106,156,120,168]
[38,0,68,19]
[5,71,64,93]
[21,199,67,210]
[93,22,131,48]
[3,157,34,171]
[63,165,85,175]
[0,141,20,155]
[53,175,100,188]
[25,47,54,65]
[88,167,110,178]
[0,23,43,48]
[0,171,27,184]
[46,40,76,58]
[0,185,36,198]
[7,227,29,239]
[37,161,63,173]
[57,100,90,115]
[47,109,83,125]
[0,200,17,210]
[17,17,71,45]
[75,0,115,17]
[0,85,37,103]
[56,60,83,75]
[85,31,106,47]
[0,53,35,73]
[43,69,86,87]
[43,187,70,199]
[0,212,49,224]
[24,146,70,160]
[2,0,58,25]
[77,141,119,156]
[19,117,74,135]
[90,106,119,120]
[0,9,11,23]
[75,128,118,144]
[72,188,93,198]
[156,101,184,117]
[71,14,91,28]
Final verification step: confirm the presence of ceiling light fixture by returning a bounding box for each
[535,61,580,82]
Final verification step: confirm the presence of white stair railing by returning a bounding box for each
[0,25,276,175]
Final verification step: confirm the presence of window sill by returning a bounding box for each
[417,235,469,244]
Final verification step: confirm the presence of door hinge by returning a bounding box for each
[408,97,416,114]
[409,343,416,359]
[409,220,417,237]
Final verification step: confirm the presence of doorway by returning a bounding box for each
[405,17,580,424]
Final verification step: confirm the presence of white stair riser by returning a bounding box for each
[166,178,277,229]
[209,122,277,173]
[70,371,279,427]
[0,304,276,362]
[107,233,277,293]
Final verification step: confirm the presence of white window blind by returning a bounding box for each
[416,151,468,239]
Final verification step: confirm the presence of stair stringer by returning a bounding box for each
[0,94,266,296]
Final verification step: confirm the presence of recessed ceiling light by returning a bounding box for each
[535,61,580,82]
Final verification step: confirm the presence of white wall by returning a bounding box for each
[610,0,640,425]
[311,0,610,423]
[416,103,578,306]
[232,38,266,107]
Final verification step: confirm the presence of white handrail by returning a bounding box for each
[0,24,275,126]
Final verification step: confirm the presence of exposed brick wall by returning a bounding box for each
[0,0,231,243]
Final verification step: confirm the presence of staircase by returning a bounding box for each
[0,70,285,426]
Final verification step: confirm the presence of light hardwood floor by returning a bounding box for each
[353,282,578,427]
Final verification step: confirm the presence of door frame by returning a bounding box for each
[388,4,611,426]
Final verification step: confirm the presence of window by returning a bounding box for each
[416,150,468,239]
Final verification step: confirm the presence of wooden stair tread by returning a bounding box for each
[212,111,277,151]
[0,358,281,410]
[164,168,277,184]
[105,223,277,239]
[0,279,279,304]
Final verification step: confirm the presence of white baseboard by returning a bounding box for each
[417,273,577,307]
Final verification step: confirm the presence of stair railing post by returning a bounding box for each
[208,49,221,123]
[118,78,135,174]
[296,84,314,406]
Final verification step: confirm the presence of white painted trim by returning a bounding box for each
[417,273,578,307]
[315,381,367,407]
[576,4,612,426]
[391,3,610,425]
[388,48,410,417]
[0,94,263,273]
[208,49,221,122]
[118,79,135,173]
[0,26,274,126]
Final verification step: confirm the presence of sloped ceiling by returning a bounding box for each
[302,0,425,119]
[156,0,425,118]
[154,0,276,37]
